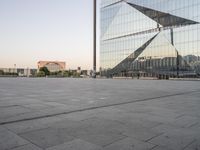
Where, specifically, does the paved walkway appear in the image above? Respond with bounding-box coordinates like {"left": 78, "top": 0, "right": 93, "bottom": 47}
{"left": 0, "top": 78, "right": 200, "bottom": 150}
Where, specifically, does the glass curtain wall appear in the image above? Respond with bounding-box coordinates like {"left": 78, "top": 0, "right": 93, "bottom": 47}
{"left": 100, "top": 0, "right": 200, "bottom": 78}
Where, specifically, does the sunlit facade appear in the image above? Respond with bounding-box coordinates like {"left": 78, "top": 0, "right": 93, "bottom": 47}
{"left": 37, "top": 61, "right": 66, "bottom": 72}
{"left": 100, "top": 0, "right": 200, "bottom": 78}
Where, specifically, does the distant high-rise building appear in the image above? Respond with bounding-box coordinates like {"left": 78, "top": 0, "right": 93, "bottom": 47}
{"left": 37, "top": 61, "right": 66, "bottom": 72}
{"left": 100, "top": 0, "right": 200, "bottom": 77}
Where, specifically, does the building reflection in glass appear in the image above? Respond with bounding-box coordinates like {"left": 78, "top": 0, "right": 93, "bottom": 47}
{"left": 100, "top": 0, "right": 200, "bottom": 78}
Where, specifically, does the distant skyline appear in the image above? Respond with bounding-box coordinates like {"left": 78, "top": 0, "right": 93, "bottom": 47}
{"left": 0, "top": 0, "right": 100, "bottom": 70}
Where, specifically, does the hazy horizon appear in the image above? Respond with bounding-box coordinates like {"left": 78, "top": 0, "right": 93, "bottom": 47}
{"left": 0, "top": 0, "right": 100, "bottom": 70}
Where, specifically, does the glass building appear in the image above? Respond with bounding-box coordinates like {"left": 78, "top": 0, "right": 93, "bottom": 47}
{"left": 100, "top": 0, "right": 200, "bottom": 78}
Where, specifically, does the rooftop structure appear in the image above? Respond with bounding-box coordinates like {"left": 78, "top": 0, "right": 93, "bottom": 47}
{"left": 37, "top": 61, "right": 66, "bottom": 72}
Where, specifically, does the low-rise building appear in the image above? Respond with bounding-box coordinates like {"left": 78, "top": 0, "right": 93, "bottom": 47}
{"left": 0, "top": 68, "right": 37, "bottom": 77}
{"left": 37, "top": 61, "right": 66, "bottom": 72}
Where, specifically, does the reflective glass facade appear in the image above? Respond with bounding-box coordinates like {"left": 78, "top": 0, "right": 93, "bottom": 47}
{"left": 100, "top": 0, "right": 200, "bottom": 78}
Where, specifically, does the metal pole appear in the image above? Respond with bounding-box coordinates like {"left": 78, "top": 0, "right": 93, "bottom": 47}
{"left": 93, "top": 0, "right": 97, "bottom": 78}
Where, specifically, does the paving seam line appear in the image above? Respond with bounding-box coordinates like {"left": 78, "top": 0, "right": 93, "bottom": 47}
{"left": 0, "top": 90, "right": 199, "bottom": 125}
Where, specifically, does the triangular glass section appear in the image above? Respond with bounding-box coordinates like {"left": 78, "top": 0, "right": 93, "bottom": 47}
{"left": 131, "top": 31, "right": 189, "bottom": 73}
{"left": 111, "top": 33, "right": 158, "bottom": 74}
{"left": 126, "top": 2, "right": 199, "bottom": 27}
{"left": 127, "top": 0, "right": 200, "bottom": 23}
{"left": 101, "top": 0, "right": 122, "bottom": 8}
{"left": 103, "top": 2, "right": 159, "bottom": 40}
{"left": 136, "top": 32, "right": 177, "bottom": 60}
{"left": 101, "top": 31, "right": 158, "bottom": 70}
{"left": 133, "top": 31, "right": 194, "bottom": 73}
{"left": 101, "top": 4, "right": 121, "bottom": 38}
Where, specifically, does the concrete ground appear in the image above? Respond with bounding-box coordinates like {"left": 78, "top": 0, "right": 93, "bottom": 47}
{"left": 0, "top": 78, "right": 200, "bottom": 150}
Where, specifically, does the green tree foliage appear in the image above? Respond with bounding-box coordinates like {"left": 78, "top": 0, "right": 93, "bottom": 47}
{"left": 37, "top": 71, "right": 45, "bottom": 77}
{"left": 3, "top": 72, "right": 18, "bottom": 76}
{"left": 0, "top": 70, "right": 4, "bottom": 75}
{"left": 39, "top": 67, "right": 50, "bottom": 76}
{"left": 49, "top": 71, "right": 63, "bottom": 77}
{"left": 63, "top": 71, "right": 73, "bottom": 77}
{"left": 72, "top": 72, "right": 80, "bottom": 78}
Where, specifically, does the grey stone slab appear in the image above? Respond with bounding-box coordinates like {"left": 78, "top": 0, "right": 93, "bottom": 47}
{"left": 0, "top": 78, "right": 200, "bottom": 150}
{"left": 95, "top": 114, "right": 163, "bottom": 142}
{"left": 0, "top": 127, "right": 29, "bottom": 150}
{"left": 149, "top": 130, "right": 196, "bottom": 150}
{"left": 49, "top": 119, "right": 87, "bottom": 133}
{"left": 51, "top": 117, "right": 125, "bottom": 135}
{"left": 95, "top": 107, "right": 162, "bottom": 130}
{"left": 0, "top": 106, "right": 74, "bottom": 125}
{"left": 151, "top": 124, "right": 181, "bottom": 134}
{"left": 46, "top": 139, "right": 102, "bottom": 150}
{"left": 0, "top": 106, "right": 32, "bottom": 119}
{"left": 183, "top": 139, "right": 200, "bottom": 150}
{"left": 119, "top": 102, "right": 183, "bottom": 118}
{"left": 112, "top": 113, "right": 161, "bottom": 129}
{"left": 22, "top": 103, "right": 52, "bottom": 110}
{"left": 110, "top": 105, "right": 179, "bottom": 126}
{"left": 76, "top": 133, "right": 126, "bottom": 147}
{"left": 45, "top": 102, "right": 68, "bottom": 107}
{"left": 119, "top": 126, "right": 162, "bottom": 142}
{"left": 11, "top": 144, "right": 43, "bottom": 150}
{"left": 4, "top": 115, "right": 66, "bottom": 134}
{"left": 152, "top": 123, "right": 200, "bottom": 139}
{"left": 104, "top": 137, "right": 156, "bottom": 150}
{"left": 172, "top": 115, "right": 199, "bottom": 128}
{"left": 0, "top": 110, "right": 50, "bottom": 124}
{"left": 50, "top": 117, "right": 127, "bottom": 147}
{"left": 151, "top": 146, "right": 171, "bottom": 150}
{"left": 19, "top": 127, "right": 74, "bottom": 149}
{"left": 145, "top": 107, "right": 183, "bottom": 119}
{"left": 59, "top": 110, "right": 100, "bottom": 121}
{"left": 135, "top": 112, "right": 177, "bottom": 126}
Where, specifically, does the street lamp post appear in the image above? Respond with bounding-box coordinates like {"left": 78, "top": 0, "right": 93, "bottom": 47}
{"left": 93, "top": 0, "right": 97, "bottom": 78}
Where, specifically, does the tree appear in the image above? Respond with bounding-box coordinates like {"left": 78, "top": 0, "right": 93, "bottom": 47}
{"left": 63, "top": 71, "right": 70, "bottom": 77}
{"left": 39, "top": 67, "right": 50, "bottom": 76}
{"left": 0, "top": 70, "right": 4, "bottom": 75}
{"left": 37, "top": 71, "right": 45, "bottom": 77}
{"left": 72, "top": 72, "right": 80, "bottom": 78}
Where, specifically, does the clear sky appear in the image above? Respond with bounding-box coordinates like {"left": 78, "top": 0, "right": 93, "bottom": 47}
{"left": 0, "top": 0, "right": 100, "bottom": 70}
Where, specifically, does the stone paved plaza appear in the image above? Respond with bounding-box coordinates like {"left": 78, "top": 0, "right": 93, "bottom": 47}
{"left": 0, "top": 78, "right": 200, "bottom": 150}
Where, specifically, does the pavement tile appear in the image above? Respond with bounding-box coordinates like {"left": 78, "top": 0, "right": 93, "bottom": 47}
{"left": 46, "top": 139, "right": 103, "bottom": 150}
{"left": 104, "top": 137, "right": 156, "bottom": 150}
{"left": 183, "top": 139, "right": 200, "bottom": 150}
{"left": 0, "top": 127, "right": 29, "bottom": 150}
{"left": 51, "top": 117, "right": 125, "bottom": 135}
{"left": 60, "top": 110, "right": 102, "bottom": 121}
{"left": 10, "top": 144, "right": 43, "bottom": 150}
{"left": 151, "top": 146, "right": 172, "bottom": 150}
{"left": 76, "top": 133, "right": 126, "bottom": 147}
{"left": 4, "top": 116, "right": 66, "bottom": 134}
{"left": 96, "top": 108, "right": 162, "bottom": 129}
{"left": 22, "top": 103, "right": 51, "bottom": 110}
{"left": 50, "top": 117, "right": 127, "bottom": 147}
{"left": 0, "top": 106, "right": 32, "bottom": 119}
{"left": 19, "top": 127, "right": 75, "bottom": 149}
{"left": 149, "top": 131, "right": 196, "bottom": 150}
{"left": 172, "top": 115, "right": 199, "bottom": 128}
{"left": 0, "top": 79, "right": 200, "bottom": 150}
{"left": 120, "top": 126, "right": 161, "bottom": 142}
